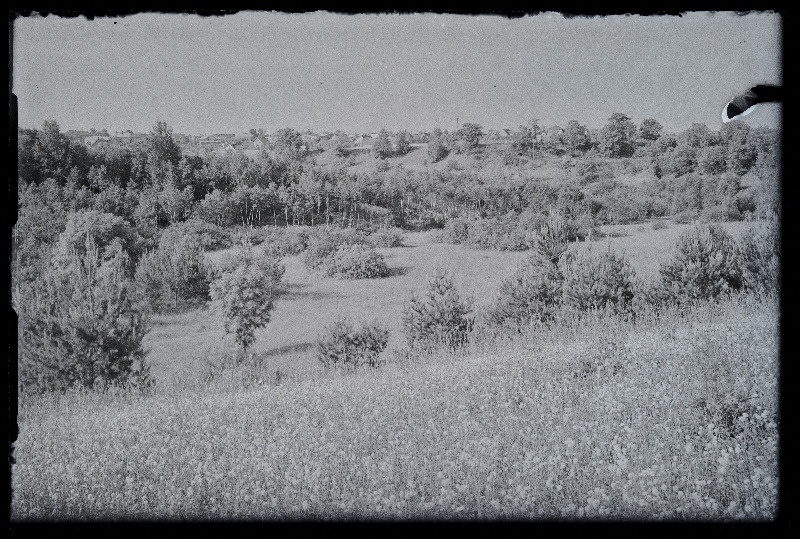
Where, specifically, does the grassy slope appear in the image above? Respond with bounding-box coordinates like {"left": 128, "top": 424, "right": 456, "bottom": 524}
{"left": 148, "top": 231, "right": 528, "bottom": 390}
{"left": 144, "top": 221, "right": 761, "bottom": 391}
{"left": 12, "top": 293, "right": 778, "bottom": 520}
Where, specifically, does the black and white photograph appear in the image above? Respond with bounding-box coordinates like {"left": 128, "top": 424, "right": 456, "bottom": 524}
{"left": 10, "top": 10, "right": 782, "bottom": 522}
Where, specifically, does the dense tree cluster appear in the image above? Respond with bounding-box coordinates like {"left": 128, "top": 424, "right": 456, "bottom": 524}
{"left": 15, "top": 116, "right": 777, "bottom": 246}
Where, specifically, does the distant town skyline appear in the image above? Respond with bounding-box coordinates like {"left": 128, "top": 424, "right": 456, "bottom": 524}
{"left": 13, "top": 11, "right": 782, "bottom": 136}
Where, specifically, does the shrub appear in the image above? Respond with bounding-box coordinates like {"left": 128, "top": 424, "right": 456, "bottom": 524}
{"left": 52, "top": 210, "right": 142, "bottom": 271}
{"left": 630, "top": 278, "right": 675, "bottom": 314}
{"left": 486, "top": 249, "right": 563, "bottom": 328}
{"left": 587, "top": 181, "right": 650, "bottom": 225}
{"left": 212, "top": 246, "right": 285, "bottom": 289}
{"left": 259, "top": 225, "right": 311, "bottom": 257}
{"left": 672, "top": 210, "right": 698, "bottom": 225}
{"left": 402, "top": 267, "right": 474, "bottom": 350}
{"left": 427, "top": 129, "right": 450, "bottom": 163}
{"left": 230, "top": 226, "right": 268, "bottom": 246}
{"left": 560, "top": 248, "right": 636, "bottom": 314}
{"left": 324, "top": 244, "right": 390, "bottom": 279}
{"left": 700, "top": 204, "right": 742, "bottom": 223}
{"left": 302, "top": 227, "right": 367, "bottom": 271}
{"left": 316, "top": 318, "right": 390, "bottom": 369}
{"left": 165, "top": 219, "right": 232, "bottom": 251}
{"left": 437, "top": 212, "right": 579, "bottom": 253}
{"left": 660, "top": 225, "right": 743, "bottom": 302}
{"left": 135, "top": 233, "right": 213, "bottom": 312}
{"left": 652, "top": 219, "right": 668, "bottom": 230}
{"left": 471, "top": 214, "right": 530, "bottom": 251}
{"left": 576, "top": 156, "right": 614, "bottom": 184}
{"left": 407, "top": 209, "right": 446, "bottom": 231}
{"left": 737, "top": 219, "right": 779, "bottom": 295}
{"left": 209, "top": 252, "right": 283, "bottom": 352}
{"left": 531, "top": 215, "right": 571, "bottom": 264}
{"left": 444, "top": 158, "right": 462, "bottom": 171}
{"left": 438, "top": 217, "right": 471, "bottom": 245}
{"left": 366, "top": 227, "right": 405, "bottom": 248}
{"left": 17, "top": 235, "right": 151, "bottom": 394}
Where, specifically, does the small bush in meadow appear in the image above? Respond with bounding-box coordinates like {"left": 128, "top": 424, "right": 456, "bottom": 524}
{"left": 437, "top": 212, "right": 581, "bottom": 253}
{"left": 403, "top": 267, "right": 474, "bottom": 350}
{"left": 651, "top": 219, "right": 668, "bottom": 230}
{"left": 316, "top": 318, "right": 390, "bottom": 369}
{"left": 212, "top": 244, "right": 285, "bottom": 284}
{"left": 576, "top": 156, "right": 614, "bottom": 184}
{"left": 530, "top": 215, "right": 571, "bottom": 263}
{"left": 560, "top": 247, "right": 636, "bottom": 314}
{"left": 630, "top": 279, "right": 675, "bottom": 314}
{"left": 486, "top": 249, "right": 564, "bottom": 328}
{"left": 135, "top": 233, "right": 213, "bottom": 312}
{"left": 209, "top": 249, "right": 284, "bottom": 352}
{"left": 161, "top": 219, "right": 232, "bottom": 251}
{"left": 407, "top": 209, "right": 446, "bottom": 231}
{"left": 700, "top": 204, "right": 742, "bottom": 223}
{"left": 438, "top": 217, "right": 471, "bottom": 245}
{"left": 484, "top": 215, "right": 573, "bottom": 328}
{"left": 660, "top": 224, "right": 743, "bottom": 303}
{"left": 18, "top": 235, "right": 152, "bottom": 394}
{"left": 324, "top": 244, "right": 390, "bottom": 279}
{"left": 672, "top": 210, "right": 698, "bottom": 225}
{"left": 302, "top": 227, "right": 367, "bottom": 271}
{"left": 230, "top": 226, "right": 268, "bottom": 246}
{"left": 470, "top": 214, "right": 530, "bottom": 251}
{"left": 268, "top": 226, "right": 311, "bottom": 256}
{"left": 366, "top": 227, "right": 405, "bottom": 248}
{"left": 737, "top": 219, "right": 779, "bottom": 295}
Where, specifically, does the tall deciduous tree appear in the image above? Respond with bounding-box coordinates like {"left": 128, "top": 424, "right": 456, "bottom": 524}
{"left": 638, "top": 118, "right": 663, "bottom": 142}
{"left": 147, "top": 121, "right": 182, "bottom": 169}
{"left": 679, "top": 123, "right": 713, "bottom": 149}
{"left": 511, "top": 125, "right": 534, "bottom": 156}
{"left": 373, "top": 129, "right": 394, "bottom": 160}
{"left": 456, "top": 123, "right": 484, "bottom": 153}
{"left": 427, "top": 128, "right": 449, "bottom": 163}
{"left": 396, "top": 130, "right": 411, "bottom": 156}
{"left": 563, "top": 120, "right": 592, "bottom": 155}
{"left": 600, "top": 113, "right": 636, "bottom": 158}
{"left": 272, "top": 128, "right": 305, "bottom": 161}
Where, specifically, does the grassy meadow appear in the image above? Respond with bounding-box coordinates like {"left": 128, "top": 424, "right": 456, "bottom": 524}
{"left": 12, "top": 221, "right": 780, "bottom": 521}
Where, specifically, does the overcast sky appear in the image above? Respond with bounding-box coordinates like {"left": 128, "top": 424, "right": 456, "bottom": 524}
{"left": 12, "top": 11, "right": 782, "bottom": 135}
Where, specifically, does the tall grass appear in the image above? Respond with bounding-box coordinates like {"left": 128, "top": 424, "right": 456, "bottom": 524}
{"left": 13, "top": 293, "right": 778, "bottom": 521}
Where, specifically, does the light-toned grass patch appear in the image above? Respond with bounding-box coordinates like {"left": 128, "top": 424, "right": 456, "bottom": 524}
{"left": 13, "top": 294, "right": 778, "bottom": 521}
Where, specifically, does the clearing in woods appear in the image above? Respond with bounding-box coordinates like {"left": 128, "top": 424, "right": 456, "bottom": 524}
{"left": 145, "top": 220, "right": 756, "bottom": 390}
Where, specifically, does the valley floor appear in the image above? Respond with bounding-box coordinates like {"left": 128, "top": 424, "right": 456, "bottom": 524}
{"left": 11, "top": 221, "right": 780, "bottom": 521}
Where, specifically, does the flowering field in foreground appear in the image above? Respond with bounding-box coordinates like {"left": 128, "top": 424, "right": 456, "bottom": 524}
{"left": 12, "top": 294, "right": 778, "bottom": 521}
